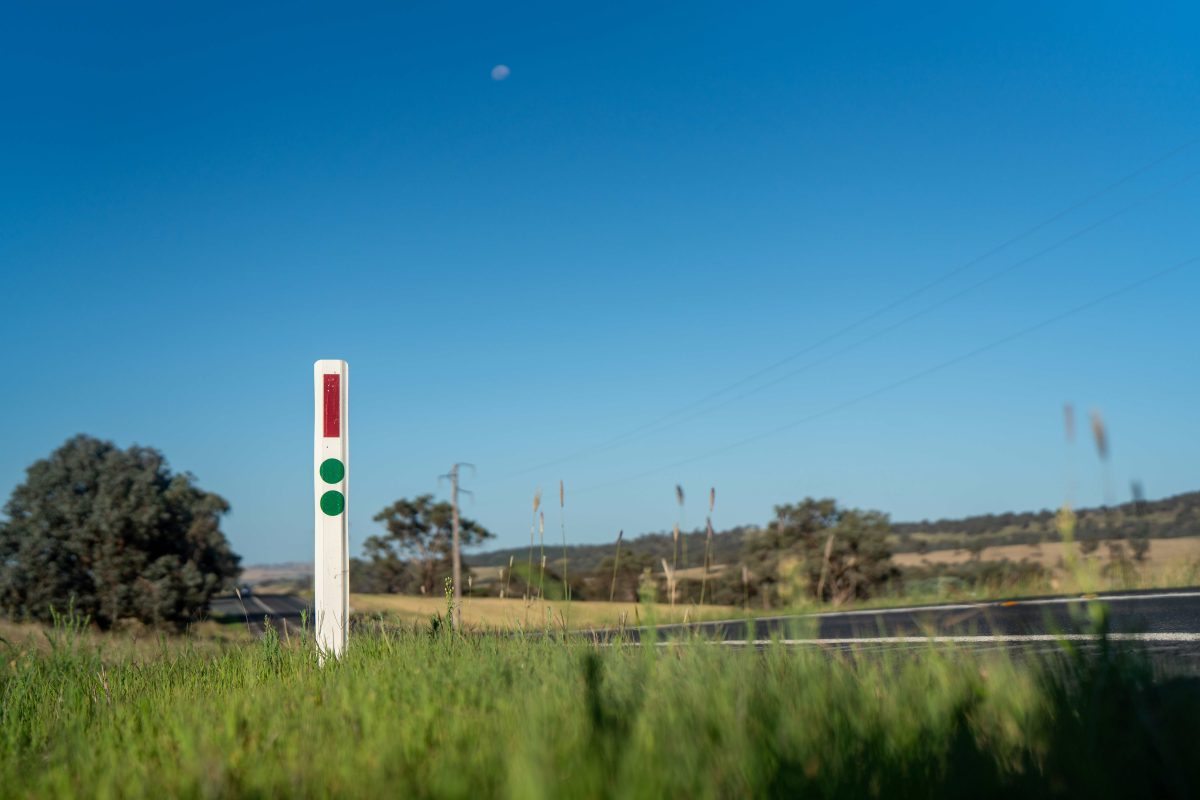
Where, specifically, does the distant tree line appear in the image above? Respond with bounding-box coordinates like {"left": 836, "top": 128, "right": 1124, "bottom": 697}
{"left": 468, "top": 491, "right": 1200, "bottom": 573}
{"left": 357, "top": 494, "right": 901, "bottom": 607}
{"left": 421, "top": 490, "right": 1200, "bottom": 607}
{"left": 890, "top": 491, "right": 1200, "bottom": 549}
{"left": 469, "top": 526, "right": 752, "bottom": 575}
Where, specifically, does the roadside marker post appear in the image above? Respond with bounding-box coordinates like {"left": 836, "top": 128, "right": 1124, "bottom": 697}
{"left": 314, "top": 360, "right": 349, "bottom": 658}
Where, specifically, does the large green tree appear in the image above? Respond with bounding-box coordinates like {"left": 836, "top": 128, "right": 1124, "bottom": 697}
{"left": 0, "top": 435, "right": 241, "bottom": 629}
{"left": 743, "top": 497, "right": 897, "bottom": 604}
{"left": 366, "top": 494, "right": 493, "bottom": 595}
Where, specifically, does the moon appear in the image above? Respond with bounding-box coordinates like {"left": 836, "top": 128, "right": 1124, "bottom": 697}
{"left": 491, "top": 64, "right": 510, "bottom": 81}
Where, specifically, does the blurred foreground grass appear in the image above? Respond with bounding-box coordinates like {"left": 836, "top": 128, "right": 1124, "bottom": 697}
{"left": 3, "top": 615, "right": 1199, "bottom": 798}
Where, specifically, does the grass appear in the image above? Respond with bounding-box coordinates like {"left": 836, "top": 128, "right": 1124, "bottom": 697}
{"left": 2, "top": 613, "right": 1199, "bottom": 798}
{"left": 0, "top": 615, "right": 252, "bottom": 654}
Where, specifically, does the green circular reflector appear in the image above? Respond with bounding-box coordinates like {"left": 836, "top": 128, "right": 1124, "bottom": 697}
{"left": 320, "top": 490, "right": 345, "bottom": 516}
{"left": 319, "top": 458, "right": 345, "bottom": 484}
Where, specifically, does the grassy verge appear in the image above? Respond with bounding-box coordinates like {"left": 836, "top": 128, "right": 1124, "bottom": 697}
{"left": 0, "top": 614, "right": 253, "bottom": 654}
{"left": 3, "top": 615, "right": 1199, "bottom": 797}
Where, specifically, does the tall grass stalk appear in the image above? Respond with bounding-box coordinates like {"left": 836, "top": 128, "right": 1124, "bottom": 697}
{"left": 699, "top": 518, "right": 713, "bottom": 605}
{"left": 526, "top": 489, "right": 541, "bottom": 603}
{"left": 661, "top": 558, "right": 675, "bottom": 608}
{"left": 1091, "top": 409, "right": 1115, "bottom": 504}
{"left": 672, "top": 522, "right": 680, "bottom": 580}
{"left": 538, "top": 511, "right": 546, "bottom": 601}
{"left": 559, "top": 480, "right": 571, "bottom": 616}
{"left": 1063, "top": 402, "right": 1077, "bottom": 507}
{"left": 609, "top": 529, "right": 623, "bottom": 603}
{"left": 741, "top": 564, "right": 749, "bottom": 611}
{"left": 815, "top": 532, "right": 835, "bottom": 601}
{"left": 675, "top": 484, "right": 687, "bottom": 570}
{"left": 699, "top": 488, "right": 715, "bottom": 605}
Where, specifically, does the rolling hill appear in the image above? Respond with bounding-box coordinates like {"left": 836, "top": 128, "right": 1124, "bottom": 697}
{"left": 466, "top": 491, "right": 1200, "bottom": 574}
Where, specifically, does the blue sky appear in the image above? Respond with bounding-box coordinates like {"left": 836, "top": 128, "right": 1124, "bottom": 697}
{"left": 2, "top": 2, "right": 1198, "bottom": 564}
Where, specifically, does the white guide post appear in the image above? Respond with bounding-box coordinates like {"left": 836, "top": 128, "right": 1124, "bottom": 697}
{"left": 314, "top": 359, "right": 349, "bottom": 658}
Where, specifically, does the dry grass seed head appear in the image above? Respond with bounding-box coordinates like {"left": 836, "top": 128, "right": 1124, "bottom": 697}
{"left": 1090, "top": 410, "right": 1109, "bottom": 460}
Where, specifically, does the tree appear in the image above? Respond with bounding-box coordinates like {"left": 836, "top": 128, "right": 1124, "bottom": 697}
{"left": 742, "top": 498, "right": 840, "bottom": 602}
{"left": 743, "top": 498, "right": 897, "bottom": 605}
{"left": 0, "top": 435, "right": 241, "bottom": 629}
{"left": 966, "top": 537, "right": 987, "bottom": 561}
{"left": 366, "top": 494, "right": 493, "bottom": 595}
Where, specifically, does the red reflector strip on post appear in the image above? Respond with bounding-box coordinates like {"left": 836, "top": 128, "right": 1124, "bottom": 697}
{"left": 323, "top": 374, "right": 340, "bottom": 437}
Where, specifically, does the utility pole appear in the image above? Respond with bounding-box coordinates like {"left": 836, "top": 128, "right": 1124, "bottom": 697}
{"left": 440, "top": 463, "right": 474, "bottom": 630}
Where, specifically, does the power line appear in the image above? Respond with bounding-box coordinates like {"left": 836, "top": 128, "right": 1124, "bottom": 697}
{"left": 503, "top": 146, "right": 1200, "bottom": 478}
{"left": 575, "top": 253, "right": 1198, "bottom": 493}
{"left": 504, "top": 136, "right": 1200, "bottom": 479}
{"left": 576, "top": 165, "right": 1200, "bottom": 444}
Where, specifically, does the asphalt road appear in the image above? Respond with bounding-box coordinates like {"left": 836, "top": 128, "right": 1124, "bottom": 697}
{"left": 209, "top": 593, "right": 308, "bottom": 636}
{"left": 612, "top": 588, "right": 1200, "bottom": 665}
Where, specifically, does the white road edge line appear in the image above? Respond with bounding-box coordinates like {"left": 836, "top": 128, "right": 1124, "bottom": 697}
{"left": 644, "top": 632, "right": 1200, "bottom": 646}
{"left": 250, "top": 596, "right": 275, "bottom": 617}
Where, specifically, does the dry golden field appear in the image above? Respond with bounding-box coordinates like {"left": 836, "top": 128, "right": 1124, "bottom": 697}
{"left": 349, "top": 594, "right": 735, "bottom": 630}
{"left": 892, "top": 534, "right": 1200, "bottom": 570}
